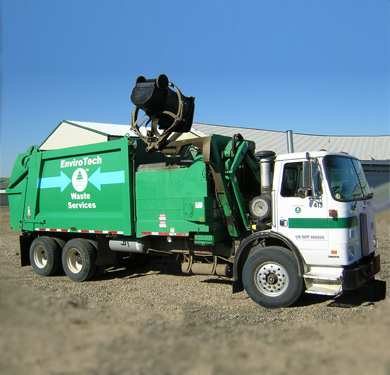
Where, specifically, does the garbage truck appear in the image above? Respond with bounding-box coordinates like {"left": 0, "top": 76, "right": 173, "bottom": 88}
{"left": 6, "top": 74, "right": 380, "bottom": 308}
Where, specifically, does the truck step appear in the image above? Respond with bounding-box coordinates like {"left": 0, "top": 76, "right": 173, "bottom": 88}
{"left": 305, "top": 284, "right": 341, "bottom": 296}
{"left": 304, "top": 267, "right": 343, "bottom": 281}
{"left": 303, "top": 267, "right": 343, "bottom": 296}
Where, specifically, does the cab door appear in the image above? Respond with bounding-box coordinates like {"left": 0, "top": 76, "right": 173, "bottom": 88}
{"left": 274, "top": 160, "right": 329, "bottom": 265}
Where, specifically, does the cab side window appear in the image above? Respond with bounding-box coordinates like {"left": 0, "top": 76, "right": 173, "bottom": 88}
{"left": 281, "top": 162, "right": 302, "bottom": 197}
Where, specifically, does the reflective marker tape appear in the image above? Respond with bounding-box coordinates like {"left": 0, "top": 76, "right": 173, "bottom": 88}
{"left": 35, "top": 228, "right": 123, "bottom": 234}
{"left": 141, "top": 232, "right": 188, "bottom": 236}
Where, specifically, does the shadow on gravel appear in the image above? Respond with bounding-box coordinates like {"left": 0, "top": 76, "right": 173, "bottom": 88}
{"left": 200, "top": 278, "right": 232, "bottom": 285}
{"left": 293, "top": 293, "right": 333, "bottom": 307}
{"left": 327, "top": 279, "right": 387, "bottom": 308}
{"left": 96, "top": 256, "right": 188, "bottom": 281}
{"left": 294, "top": 280, "right": 387, "bottom": 308}
{"left": 91, "top": 267, "right": 132, "bottom": 281}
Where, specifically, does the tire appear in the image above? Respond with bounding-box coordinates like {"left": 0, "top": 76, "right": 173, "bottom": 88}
{"left": 243, "top": 246, "right": 304, "bottom": 309}
{"left": 62, "top": 239, "right": 97, "bottom": 282}
{"left": 29, "top": 237, "right": 61, "bottom": 276}
{"left": 52, "top": 237, "right": 66, "bottom": 250}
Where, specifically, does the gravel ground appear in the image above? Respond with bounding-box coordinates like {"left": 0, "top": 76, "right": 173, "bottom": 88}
{"left": 0, "top": 206, "right": 389, "bottom": 375}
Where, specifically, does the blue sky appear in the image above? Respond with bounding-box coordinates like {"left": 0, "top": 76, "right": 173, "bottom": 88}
{"left": 1, "top": 0, "right": 389, "bottom": 176}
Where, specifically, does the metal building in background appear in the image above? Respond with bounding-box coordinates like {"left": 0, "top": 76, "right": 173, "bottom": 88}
{"left": 39, "top": 120, "right": 390, "bottom": 211}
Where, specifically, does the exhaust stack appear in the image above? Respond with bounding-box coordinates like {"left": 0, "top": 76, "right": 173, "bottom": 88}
{"left": 286, "top": 130, "right": 294, "bottom": 153}
{"left": 256, "top": 150, "right": 276, "bottom": 195}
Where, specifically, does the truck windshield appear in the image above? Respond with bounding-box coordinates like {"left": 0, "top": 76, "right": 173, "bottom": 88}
{"left": 324, "top": 155, "right": 371, "bottom": 202}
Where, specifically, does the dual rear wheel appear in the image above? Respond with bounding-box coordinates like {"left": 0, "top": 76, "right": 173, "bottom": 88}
{"left": 29, "top": 237, "right": 97, "bottom": 282}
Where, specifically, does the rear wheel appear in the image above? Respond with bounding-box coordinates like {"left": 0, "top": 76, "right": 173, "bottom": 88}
{"left": 29, "top": 237, "right": 61, "bottom": 276}
{"left": 243, "top": 246, "right": 303, "bottom": 309}
{"left": 62, "top": 239, "right": 97, "bottom": 282}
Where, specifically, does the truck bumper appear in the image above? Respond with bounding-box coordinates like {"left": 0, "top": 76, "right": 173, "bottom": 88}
{"left": 343, "top": 254, "right": 380, "bottom": 290}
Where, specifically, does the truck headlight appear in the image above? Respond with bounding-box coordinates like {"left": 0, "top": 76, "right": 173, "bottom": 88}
{"left": 373, "top": 235, "right": 377, "bottom": 248}
{"left": 348, "top": 246, "right": 355, "bottom": 261}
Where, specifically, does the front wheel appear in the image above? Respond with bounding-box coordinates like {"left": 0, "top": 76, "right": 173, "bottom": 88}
{"left": 62, "top": 239, "right": 97, "bottom": 282}
{"left": 243, "top": 246, "right": 304, "bottom": 309}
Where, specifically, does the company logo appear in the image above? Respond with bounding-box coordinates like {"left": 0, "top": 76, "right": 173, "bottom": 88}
{"left": 295, "top": 207, "right": 302, "bottom": 214}
{"left": 72, "top": 168, "right": 88, "bottom": 192}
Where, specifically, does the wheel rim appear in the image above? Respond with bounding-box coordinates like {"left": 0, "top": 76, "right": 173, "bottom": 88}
{"left": 254, "top": 261, "right": 289, "bottom": 297}
{"left": 33, "top": 245, "right": 48, "bottom": 268}
{"left": 66, "top": 248, "right": 83, "bottom": 274}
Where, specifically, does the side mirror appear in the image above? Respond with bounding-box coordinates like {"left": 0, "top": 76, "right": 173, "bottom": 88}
{"left": 297, "top": 187, "right": 312, "bottom": 199}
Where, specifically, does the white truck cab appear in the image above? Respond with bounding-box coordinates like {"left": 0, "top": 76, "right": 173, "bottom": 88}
{"left": 273, "top": 151, "right": 379, "bottom": 295}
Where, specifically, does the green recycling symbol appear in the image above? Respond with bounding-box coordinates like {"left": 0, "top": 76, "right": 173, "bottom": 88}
{"left": 72, "top": 168, "right": 88, "bottom": 192}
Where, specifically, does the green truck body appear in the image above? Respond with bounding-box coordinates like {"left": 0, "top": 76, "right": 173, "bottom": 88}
{"left": 8, "top": 134, "right": 258, "bottom": 243}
